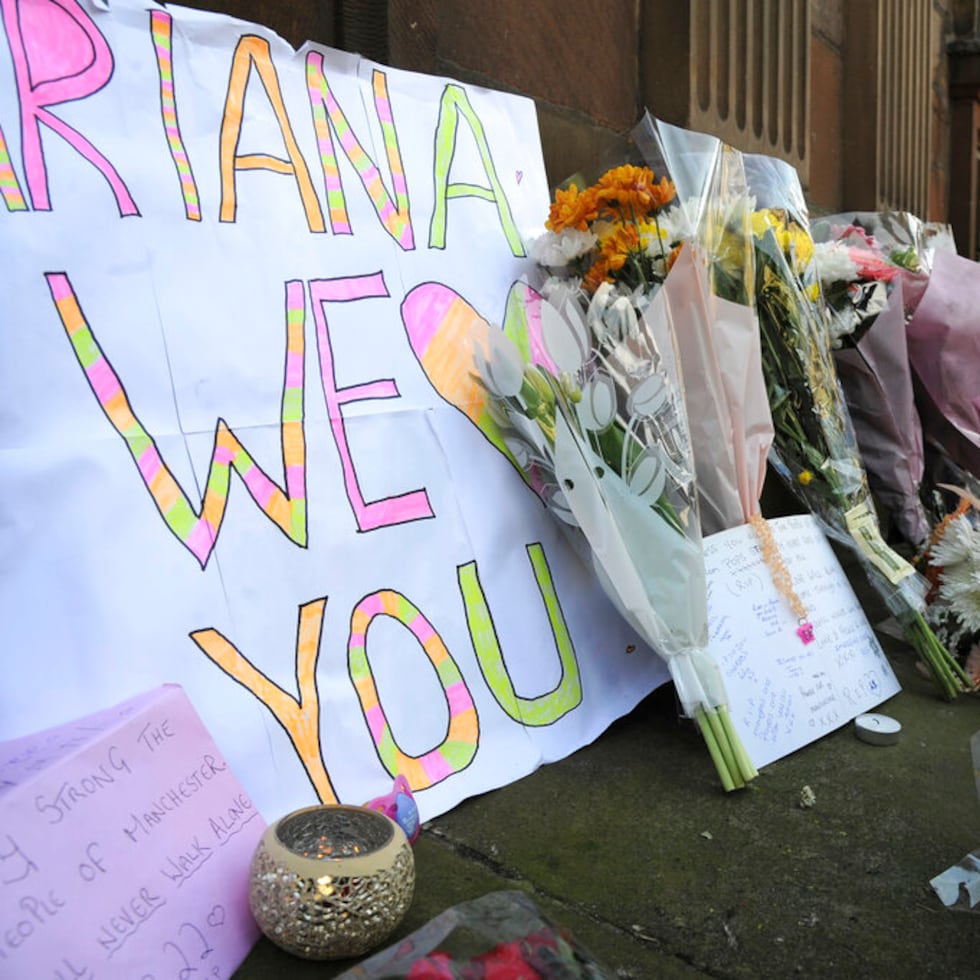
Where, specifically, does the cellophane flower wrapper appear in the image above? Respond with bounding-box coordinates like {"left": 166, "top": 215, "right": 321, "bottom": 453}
{"left": 807, "top": 219, "right": 931, "bottom": 546}
{"left": 631, "top": 114, "right": 811, "bottom": 643}
{"left": 743, "top": 153, "right": 973, "bottom": 699}
{"left": 631, "top": 114, "right": 773, "bottom": 538}
{"left": 813, "top": 211, "right": 980, "bottom": 536}
{"left": 502, "top": 165, "right": 757, "bottom": 790}
{"left": 336, "top": 890, "right": 612, "bottom": 979}
{"left": 905, "top": 248, "right": 980, "bottom": 484}
{"left": 828, "top": 277, "right": 931, "bottom": 547}
{"left": 809, "top": 220, "right": 900, "bottom": 347}
{"left": 480, "top": 275, "right": 754, "bottom": 789}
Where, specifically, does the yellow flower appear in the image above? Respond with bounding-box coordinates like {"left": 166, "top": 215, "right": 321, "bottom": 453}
{"left": 798, "top": 470, "right": 814, "bottom": 486}
{"left": 788, "top": 226, "right": 814, "bottom": 267}
{"left": 751, "top": 209, "right": 778, "bottom": 238}
{"left": 753, "top": 208, "right": 818, "bottom": 283}
{"left": 637, "top": 219, "right": 670, "bottom": 254}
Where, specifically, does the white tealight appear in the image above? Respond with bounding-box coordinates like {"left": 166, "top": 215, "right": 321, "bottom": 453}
{"left": 854, "top": 713, "right": 902, "bottom": 746}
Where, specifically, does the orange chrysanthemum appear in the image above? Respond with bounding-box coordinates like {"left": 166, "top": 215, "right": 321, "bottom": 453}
{"left": 546, "top": 183, "right": 600, "bottom": 233}
{"left": 595, "top": 165, "right": 676, "bottom": 219}
{"left": 599, "top": 223, "right": 640, "bottom": 271}
{"left": 582, "top": 258, "right": 614, "bottom": 293}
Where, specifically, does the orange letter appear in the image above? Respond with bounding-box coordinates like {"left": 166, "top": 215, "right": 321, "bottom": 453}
{"left": 219, "top": 34, "right": 324, "bottom": 231}
{"left": 190, "top": 597, "right": 338, "bottom": 804}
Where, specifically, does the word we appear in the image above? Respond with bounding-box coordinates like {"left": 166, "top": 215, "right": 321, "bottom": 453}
{"left": 48, "top": 270, "right": 434, "bottom": 567}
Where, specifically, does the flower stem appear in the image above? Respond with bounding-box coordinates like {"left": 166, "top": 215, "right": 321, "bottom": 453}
{"left": 704, "top": 707, "right": 740, "bottom": 782}
{"left": 695, "top": 705, "right": 758, "bottom": 792}
{"left": 696, "top": 708, "right": 737, "bottom": 792}
{"left": 904, "top": 611, "right": 974, "bottom": 700}
{"left": 718, "top": 704, "right": 758, "bottom": 782}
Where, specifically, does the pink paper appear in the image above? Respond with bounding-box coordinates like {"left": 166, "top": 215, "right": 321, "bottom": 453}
{"left": 907, "top": 250, "right": 980, "bottom": 474}
{"left": 0, "top": 685, "right": 265, "bottom": 977}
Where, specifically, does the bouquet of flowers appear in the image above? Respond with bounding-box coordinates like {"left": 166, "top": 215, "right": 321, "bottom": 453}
{"left": 505, "top": 163, "right": 757, "bottom": 790}
{"left": 743, "top": 153, "right": 974, "bottom": 699}
{"left": 810, "top": 218, "right": 932, "bottom": 547}
{"left": 338, "top": 890, "right": 611, "bottom": 978}
{"left": 630, "top": 113, "right": 812, "bottom": 638}
{"left": 811, "top": 222, "right": 904, "bottom": 347}
{"left": 814, "top": 210, "right": 955, "bottom": 326}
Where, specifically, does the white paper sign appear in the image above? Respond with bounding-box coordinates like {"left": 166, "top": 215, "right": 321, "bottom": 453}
{"left": 705, "top": 514, "right": 901, "bottom": 769}
{"left": 0, "top": 0, "right": 669, "bottom": 826}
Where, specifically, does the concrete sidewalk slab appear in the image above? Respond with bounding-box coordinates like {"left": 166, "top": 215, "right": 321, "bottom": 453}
{"left": 235, "top": 637, "right": 979, "bottom": 979}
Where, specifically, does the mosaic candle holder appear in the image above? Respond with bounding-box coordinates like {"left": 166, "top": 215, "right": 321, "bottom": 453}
{"left": 248, "top": 804, "right": 415, "bottom": 960}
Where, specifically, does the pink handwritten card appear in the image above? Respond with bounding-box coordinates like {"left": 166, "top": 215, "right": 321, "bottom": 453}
{"left": 0, "top": 684, "right": 265, "bottom": 978}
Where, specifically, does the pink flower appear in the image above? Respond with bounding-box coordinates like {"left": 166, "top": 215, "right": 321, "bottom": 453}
{"left": 835, "top": 223, "right": 879, "bottom": 250}
{"left": 849, "top": 247, "right": 900, "bottom": 282}
{"left": 407, "top": 951, "right": 457, "bottom": 979}
{"left": 472, "top": 939, "right": 538, "bottom": 978}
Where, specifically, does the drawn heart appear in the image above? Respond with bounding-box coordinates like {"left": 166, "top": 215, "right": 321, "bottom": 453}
{"left": 400, "top": 280, "right": 548, "bottom": 473}
{"left": 207, "top": 905, "right": 226, "bottom": 928}
{"left": 515, "top": 170, "right": 524, "bottom": 184}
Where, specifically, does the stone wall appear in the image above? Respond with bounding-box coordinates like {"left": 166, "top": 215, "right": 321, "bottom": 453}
{"left": 171, "top": 0, "right": 952, "bottom": 219}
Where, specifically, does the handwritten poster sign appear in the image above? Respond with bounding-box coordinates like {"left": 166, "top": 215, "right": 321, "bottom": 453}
{"left": 0, "top": 0, "right": 670, "bottom": 825}
{"left": 705, "top": 514, "right": 901, "bottom": 769}
{"left": 0, "top": 684, "right": 264, "bottom": 979}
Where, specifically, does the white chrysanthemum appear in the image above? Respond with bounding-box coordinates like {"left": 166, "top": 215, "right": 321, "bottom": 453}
{"left": 540, "top": 275, "right": 583, "bottom": 307}
{"left": 640, "top": 229, "right": 669, "bottom": 261}
{"left": 655, "top": 201, "right": 694, "bottom": 245}
{"left": 931, "top": 515, "right": 980, "bottom": 632}
{"left": 813, "top": 240, "right": 859, "bottom": 285}
{"left": 931, "top": 515, "right": 978, "bottom": 568}
{"left": 641, "top": 250, "right": 670, "bottom": 283}
{"left": 939, "top": 563, "right": 980, "bottom": 633}
{"left": 527, "top": 227, "right": 597, "bottom": 268}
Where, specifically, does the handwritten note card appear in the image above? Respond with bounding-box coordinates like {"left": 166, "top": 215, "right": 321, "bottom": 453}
{"left": 705, "top": 514, "right": 901, "bottom": 770}
{"left": 0, "top": 684, "right": 265, "bottom": 979}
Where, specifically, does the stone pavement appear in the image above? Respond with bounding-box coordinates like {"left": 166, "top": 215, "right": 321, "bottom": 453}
{"left": 234, "top": 561, "right": 980, "bottom": 980}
